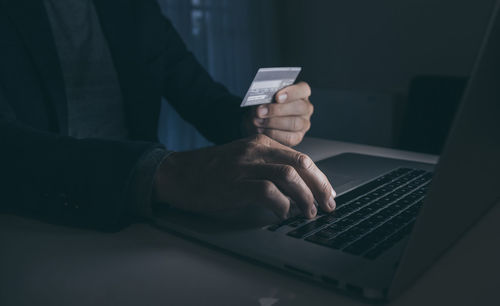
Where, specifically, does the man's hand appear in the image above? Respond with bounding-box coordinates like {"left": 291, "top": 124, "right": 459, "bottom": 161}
{"left": 244, "top": 82, "right": 313, "bottom": 147}
{"left": 153, "top": 134, "right": 336, "bottom": 219}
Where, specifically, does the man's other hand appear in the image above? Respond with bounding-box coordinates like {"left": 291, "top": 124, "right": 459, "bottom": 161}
{"left": 153, "top": 134, "right": 336, "bottom": 220}
{"left": 244, "top": 82, "right": 313, "bottom": 147}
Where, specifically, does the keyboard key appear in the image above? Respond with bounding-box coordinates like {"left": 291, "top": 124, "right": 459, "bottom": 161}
{"left": 327, "top": 222, "right": 350, "bottom": 232}
{"left": 344, "top": 238, "right": 377, "bottom": 255}
{"left": 334, "top": 204, "right": 356, "bottom": 216}
{"left": 316, "top": 214, "right": 336, "bottom": 224}
{"left": 327, "top": 231, "right": 362, "bottom": 249}
{"left": 334, "top": 168, "right": 410, "bottom": 206}
{"left": 349, "top": 210, "right": 368, "bottom": 221}
{"left": 266, "top": 215, "right": 303, "bottom": 231}
{"left": 304, "top": 234, "right": 331, "bottom": 246}
{"left": 266, "top": 168, "right": 433, "bottom": 259}
{"left": 287, "top": 220, "right": 325, "bottom": 238}
{"left": 345, "top": 226, "right": 393, "bottom": 255}
{"left": 315, "top": 228, "right": 339, "bottom": 239}
{"left": 288, "top": 219, "right": 306, "bottom": 227}
{"left": 364, "top": 221, "right": 416, "bottom": 259}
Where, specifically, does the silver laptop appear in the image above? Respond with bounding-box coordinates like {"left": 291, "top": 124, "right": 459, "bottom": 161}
{"left": 155, "top": 1, "right": 500, "bottom": 301}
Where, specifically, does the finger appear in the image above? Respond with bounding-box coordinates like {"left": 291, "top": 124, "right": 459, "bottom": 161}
{"left": 243, "top": 179, "right": 291, "bottom": 219}
{"left": 256, "top": 99, "right": 313, "bottom": 118}
{"left": 246, "top": 164, "right": 316, "bottom": 218}
{"left": 254, "top": 116, "right": 310, "bottom": 132}
{"left": 275, "top": 82, "right": 312, "bottom": 103}
{"left": 259, "top": 145, "right": 336, "bottom": 213}
{"left": 262, "top": 129, "right": 304, "bottom": 147}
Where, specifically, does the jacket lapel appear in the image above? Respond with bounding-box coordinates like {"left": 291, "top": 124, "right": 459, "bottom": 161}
{"left": 93, "top": 0, "right": 144, "bottom": 138}
{"left": 3, "top": 0, "right": 68, "bottom": 134}
{"left": 94, "top": 0, "right": 163, "bottom": 141}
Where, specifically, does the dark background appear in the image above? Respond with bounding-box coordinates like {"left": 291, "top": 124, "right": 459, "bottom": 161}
{"left": 157, "top": 0, "right": 495, "bottom": 151}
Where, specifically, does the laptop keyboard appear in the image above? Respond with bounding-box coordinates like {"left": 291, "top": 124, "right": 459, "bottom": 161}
{"left": 267, "top": 168, "right": 433, "bottom": 260}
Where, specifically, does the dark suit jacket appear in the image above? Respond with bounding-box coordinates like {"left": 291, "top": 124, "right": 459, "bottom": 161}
{"left": 0, "top": 0, "right": 245, "bottom": 229}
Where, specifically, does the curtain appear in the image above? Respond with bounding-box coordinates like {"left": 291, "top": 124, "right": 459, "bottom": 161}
{"left": 156, "top": 0, "right": 280, "bottom": 151}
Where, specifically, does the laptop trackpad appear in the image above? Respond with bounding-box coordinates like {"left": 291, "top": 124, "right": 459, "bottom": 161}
{"left": 328, "top": 173, "right": 358, "bottom": 191}
{"left": 316, "top": 152, "right": 434, "bottom": 194}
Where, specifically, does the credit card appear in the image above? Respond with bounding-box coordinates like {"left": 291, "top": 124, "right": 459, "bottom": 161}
{"left": 240, "top": 67, "right": 302, "bottom": 107}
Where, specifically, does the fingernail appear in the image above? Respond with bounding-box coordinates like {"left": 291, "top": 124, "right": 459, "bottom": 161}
{"left": 278, "top": 93, "right": 288, "bottom": 103}
{"left": 255, "top": 118, "right": 265, "bottom": 126}
{"left": 283, "top": 207, "right": 291, "bottom": 220}
{"left": 328, "top": 195, "right": 336, "bottom": 210}
{"left": 310, "top": 205, "right": 317, "bottom": 217}
{"left": 258, "top": 106, "right": 268, "bottom": 116}
{"left": 332, "top": 189, "right": 337, "bottom": 198}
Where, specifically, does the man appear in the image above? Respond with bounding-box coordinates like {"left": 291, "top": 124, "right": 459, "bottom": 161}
{"left": 0, "top": 0, "right": 336, "bottom": 230}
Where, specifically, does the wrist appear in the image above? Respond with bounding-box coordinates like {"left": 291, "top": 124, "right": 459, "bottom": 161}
{"left": 128, "top": 147, "right": 169, "bottom": 219}
{"left": 152, "top": 151, "right": 180, "bottom": 205}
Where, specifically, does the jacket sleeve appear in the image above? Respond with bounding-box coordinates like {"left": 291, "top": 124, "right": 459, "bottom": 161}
{"left": 159, "top": 12, "right": 247, "bottom": 145}
{"left": 0, "top": 91, "right": 163, "bottom": 231}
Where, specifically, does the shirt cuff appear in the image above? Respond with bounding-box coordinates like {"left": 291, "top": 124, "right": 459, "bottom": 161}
{"left": 127, "top": 147, "right": 172, "bottom": 219}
